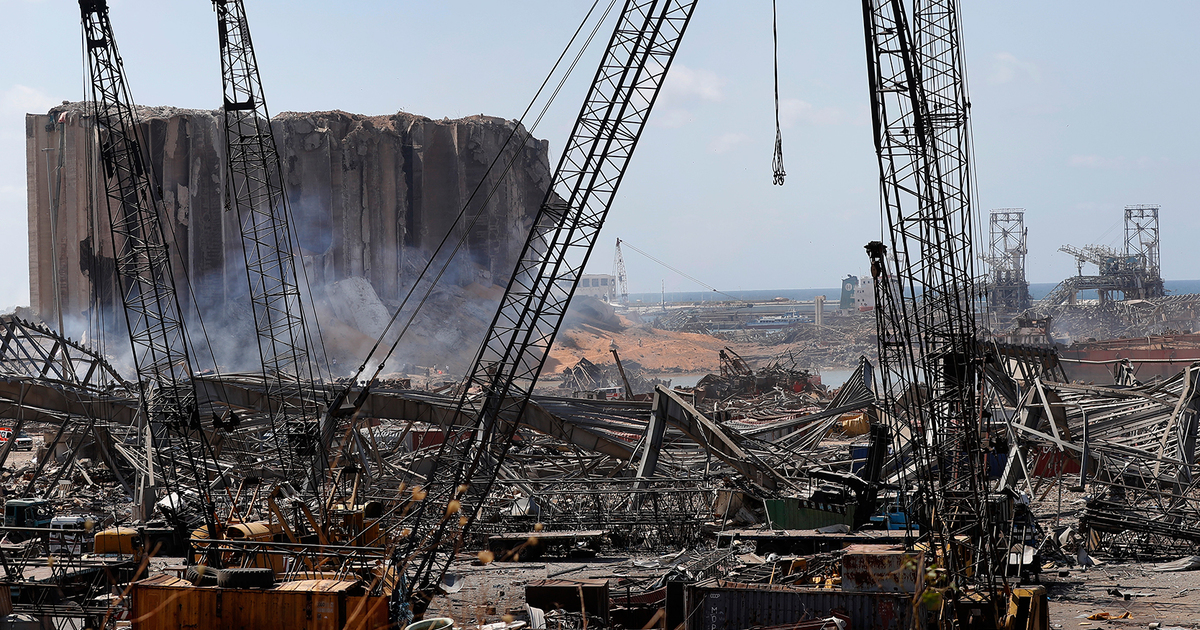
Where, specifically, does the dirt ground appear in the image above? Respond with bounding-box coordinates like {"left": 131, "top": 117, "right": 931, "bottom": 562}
{"left": 545, "top": 315, "right": 859, "bottom": 378}
{"left": 1044, "top": 563, "right": 1200, "bottom": 629}
{"left": 423, "top": 556, "right": 1200, "bottom": 629}
{"left": 546, "top": 320, "right": 730, "bottom": 375}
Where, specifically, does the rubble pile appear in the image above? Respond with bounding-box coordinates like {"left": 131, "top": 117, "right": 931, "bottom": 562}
{"left": 10, "top": 295, "right": 1200, "bottom": 630}
{"left": 1023, "top": 293, "right": 1200, "bottom": 343}
{"left": 552, "top": 357, "right": 671, "bottom": 397}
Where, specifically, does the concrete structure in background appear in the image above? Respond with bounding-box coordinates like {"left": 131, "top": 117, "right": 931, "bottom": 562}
{"left": 575, "top": 274, "right": 617, "bottom": 303}
{"left": 26, "top": 104, "right": 551, "bottom": 340}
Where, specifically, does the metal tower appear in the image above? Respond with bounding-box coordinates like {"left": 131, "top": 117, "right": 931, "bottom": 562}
{"left": 986, "top": 209, "right": 1030, "bottom": 311}
{"left": 863, "top": 0, "right": 997, "bottom": 595}
{"left": 1125, "top": 204, "right": 1161, "bottom": 277}
{"left": 613, "top": 238, "right": 630, "bottom": 305}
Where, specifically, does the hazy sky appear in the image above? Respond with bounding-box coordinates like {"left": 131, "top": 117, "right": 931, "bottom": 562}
{"left": 2, "top": 1, "right": 1197, "bottom": 308}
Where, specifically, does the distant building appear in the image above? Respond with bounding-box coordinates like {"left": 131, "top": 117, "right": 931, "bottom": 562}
{"left": 855, "top": 277, "right": 876, "bottom": 311}
{"left": 840, "top": 275, "right": 858, "bottom": 310}
{"left": 854, "top": 276, "right": 900, "bottom": 312}
{"left": 575, "top": 274, "right": 617, "bottom": 302}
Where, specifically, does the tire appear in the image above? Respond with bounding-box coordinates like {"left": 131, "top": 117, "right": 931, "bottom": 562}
{"left": 185, "top": 565, "right": 221, "bottom": 586}
{"left": 217, "top": 567, "right": 275, "bottom": 589}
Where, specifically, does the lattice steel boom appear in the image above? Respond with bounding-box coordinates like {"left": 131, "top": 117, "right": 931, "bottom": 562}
{"left": 79, "top": 0, "right": 218, "bottom": 531}
{"left": 862, "top": 0, "right": 997, "bottom": 590}
{"left": 213, "top": 0, "right": 323, "bottom": 478}
{"left": 400, "top": 0, "right": 697, "bottom": 605}
{"left": 613, "top": 238, "right": 630, "bottom": 305}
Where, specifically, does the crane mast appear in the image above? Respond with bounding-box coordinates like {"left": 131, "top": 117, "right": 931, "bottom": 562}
{"left": 213, "top": 0, "right": 323, "bottom": 479}
{"left": 862, "top": 0, "right": 996, "bottom": 591}
{"left": 613, "top": 237, "right": 630, "bottom": 304}
{"left": 79, "top": 0, "right": 218, "bottom": 536}
{"left": 401, "top": 0, "right": 698, "bottom": 605}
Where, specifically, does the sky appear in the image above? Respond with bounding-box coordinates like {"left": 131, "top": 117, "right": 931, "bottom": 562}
{"left": 1, "top": 1, "right": 1197, "bottom": 307}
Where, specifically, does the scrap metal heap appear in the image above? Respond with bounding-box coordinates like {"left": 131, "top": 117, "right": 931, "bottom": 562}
{"left": 21, "top": 0, "right": 1200, "bottom": 628}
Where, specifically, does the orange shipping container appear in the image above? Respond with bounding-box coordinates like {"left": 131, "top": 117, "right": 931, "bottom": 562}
{"left": 130, "top": 575, "right": 390, "bottom": 630}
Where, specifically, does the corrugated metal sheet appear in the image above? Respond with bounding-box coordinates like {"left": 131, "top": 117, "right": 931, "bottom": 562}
{"left": 764, "top": 498, "right": 855, "bottom": 529}
{"left": 685, "top": 579, "right": 914, "bottom": 630}
{"left": 130, "top": 575, "right": 389, "bottom": 630}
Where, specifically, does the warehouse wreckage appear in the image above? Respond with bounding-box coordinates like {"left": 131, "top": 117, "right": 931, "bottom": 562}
{"left": 3, "top": 307, "right": 1198, "bottom": 626}
{"left": 10, "top": 0, "right": 1200, "bottom": 628}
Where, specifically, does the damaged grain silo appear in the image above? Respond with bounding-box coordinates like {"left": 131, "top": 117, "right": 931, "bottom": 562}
{"left": 26, "top": 104, "right": 551, "bottom": 372}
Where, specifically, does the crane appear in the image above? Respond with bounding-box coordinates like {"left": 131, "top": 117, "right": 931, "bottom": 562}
{"left": 213, "top": 0, "right": 326, "bottom": 485}
{"left": 1059, "top": 243, "right": 1122, "bottom": 275}
{"left": 79, "top": 0, "right": 220, "bottom": 549}
{"left": 398, "top": 0, "right": 698, "bottom": 611}
{"left": 862, "top": 0, "right": 998, "bottom": 599}
{"left": 613, "top": 237, "right": 630, "bottom": 305}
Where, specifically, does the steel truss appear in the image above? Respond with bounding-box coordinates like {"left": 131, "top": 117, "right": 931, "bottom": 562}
{"left": 862, "top": 0, "right": 996, "bottom": 588}
{"left": 213, "top": 0, "right": 323, "bottom": 479}
{"left": 398, "top": 0, "right": 698, "bottom": 597}
{"left": 1005, "top": 366, "right": 1200, "bottom": 559}
{"left": 985, "top": 210, "right": 1030, "bottom": 311}
{"left": 0, "top": 316, "right": 131, "bottom": 396}
{"left": 1123, "top": 204, "right": 1164, "bottom": 298}
{"left": 79, "top": 0, "right": 218, "bottom": 506}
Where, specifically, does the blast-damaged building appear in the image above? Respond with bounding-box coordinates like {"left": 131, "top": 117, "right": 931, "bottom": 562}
{"left": 26, "top": 104, "right": 551, "bottom": 367}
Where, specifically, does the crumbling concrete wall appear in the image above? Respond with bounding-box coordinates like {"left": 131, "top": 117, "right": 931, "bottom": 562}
{"left": 26, "top": 104, "right": 551, "bottom": 368}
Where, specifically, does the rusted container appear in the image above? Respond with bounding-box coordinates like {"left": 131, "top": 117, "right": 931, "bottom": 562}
{"left": 525, "top": 578, "right": 609, "bottom": 624}
{"left": 130, "top": 575, "right": 389, "bottom": 630}
{"left": 840, "top": 544, "right": 919, "bottom": 593}
{"left": 685, "top": 579, "right": 914, "bottom": 630}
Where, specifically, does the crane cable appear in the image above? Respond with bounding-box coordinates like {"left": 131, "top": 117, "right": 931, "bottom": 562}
{"left": 618, "top": 239, "right": 742, "bottom": 302}
{"left": 341, "top": 0, "right": 616, "bottom": 390}
{"left": 771, "top": 0, "right": 786, "bottom": 186}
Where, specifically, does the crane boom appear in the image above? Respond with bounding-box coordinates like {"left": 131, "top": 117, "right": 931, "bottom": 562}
{"left": 79, "top": 0, "right": 220, "bottom": 543}
{"left": 862, "top": 0, "right": 996, "bottom": 591}
{"left": 400, "top": 0, "right": 698, "bottom": 606}
{"left": 213, "top": 0, "right": 323, "bottom": 480}
{"left": 613, "top": 237, "right": 629, "bottom": 304}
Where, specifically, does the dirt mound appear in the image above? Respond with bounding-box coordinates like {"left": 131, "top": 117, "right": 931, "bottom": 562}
{"left": 547, "top": 313, "right": 727, "bottom": 375}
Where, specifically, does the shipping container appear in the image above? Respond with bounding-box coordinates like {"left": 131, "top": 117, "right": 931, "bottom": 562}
{"left": 130, "top": 575, "right": 389, "bottom": 630}
{"left": 685, "top": 579, "right": 915, "bottom": 630}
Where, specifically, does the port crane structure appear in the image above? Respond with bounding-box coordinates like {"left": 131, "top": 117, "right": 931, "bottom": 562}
{"left": 213, "top": 0, "right": 327, "bottom": 486}
{"left": 396, "top": 0, "right": 698, "bottom": 609}
{"left": 862, "top": 0, "right": 1000, "bottom": 600}
{"left": 79, "top": 0, "right": 222, "bottom": 549}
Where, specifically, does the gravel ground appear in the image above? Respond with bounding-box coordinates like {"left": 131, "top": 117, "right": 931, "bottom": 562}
{"left": 1043, "top": 563, "right": 1200, "bottom": 629}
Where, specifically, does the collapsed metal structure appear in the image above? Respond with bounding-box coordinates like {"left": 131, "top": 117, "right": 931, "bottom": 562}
{"left": 13, "top": 1, "right": 1200, "bottom": 628}
{"left": 1045, "top": 205, "right": 1165, "bottom": 306}
{"left": 863, "top": 0, "right": 998, "bottom": 593}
